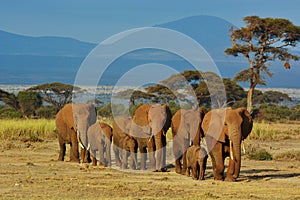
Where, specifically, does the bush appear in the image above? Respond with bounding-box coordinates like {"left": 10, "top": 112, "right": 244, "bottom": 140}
{"left": 0, "top": 106, "right": 23, "bottom": 119}
{"left": 247, "top": 149, "right": 273, "bottom": 160}
{"left": 35, "top": 106, "right": 57, "bottom": 119}
{"left": 256, "top": 104, "right": 291, "bottom": 122}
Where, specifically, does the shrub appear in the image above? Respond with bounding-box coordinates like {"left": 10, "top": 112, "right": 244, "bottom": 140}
{"left": 247, "top": 149, "right": 273, "bottom": 160}
{"left": 35, "top": 106, "right": 57, "bottom": 119}
{"left": 0, "top": 106, "right": 23, "bottom": 119}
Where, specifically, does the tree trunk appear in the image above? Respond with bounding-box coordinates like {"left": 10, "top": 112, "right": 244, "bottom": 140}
{"left": 247, "top": 86, "right": 254, "bottom": 114}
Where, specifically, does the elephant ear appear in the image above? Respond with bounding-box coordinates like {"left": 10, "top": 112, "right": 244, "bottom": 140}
{"left": 62, "top": 104, "right": 76, "bottom": 130}
{"left": 236, "top": 108, "right": 253, "bottom": 140}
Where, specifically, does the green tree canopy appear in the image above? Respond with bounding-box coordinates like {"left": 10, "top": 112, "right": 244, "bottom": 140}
{"left": 225, "top": 16, "right": 300, "bottom": 112}
{"left": 17, "top": 91, "right": 42, "bottom": 117}
{"left": 28, "top": 82, "right": 83, "bottom": 111}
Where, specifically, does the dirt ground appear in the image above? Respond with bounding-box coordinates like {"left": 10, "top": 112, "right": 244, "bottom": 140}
{"left": 0, "top": 138, "right": 300, "bottom": 200}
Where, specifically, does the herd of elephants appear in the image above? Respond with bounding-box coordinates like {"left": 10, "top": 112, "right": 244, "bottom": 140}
{"left": 56, "top": 103, "right": 253, "bottom": 182}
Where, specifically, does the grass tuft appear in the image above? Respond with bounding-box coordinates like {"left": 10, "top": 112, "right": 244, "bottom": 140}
{"left": 274, "top": 150, "right": 300, "bottom": 161}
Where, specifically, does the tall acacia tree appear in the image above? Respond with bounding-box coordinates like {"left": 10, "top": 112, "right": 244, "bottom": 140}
{"left": 225, "top": 16, "right": 300, "bottom": 113}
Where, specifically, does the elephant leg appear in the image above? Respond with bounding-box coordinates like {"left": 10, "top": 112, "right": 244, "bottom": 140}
{"left": 139, "top": 145, "right": 147, "bottom": 170}
{"left": 181, "top": 139, "right": 190, "bottom": 174}
{"left": 225, "top": 158, "right": 236, "bottom": 181}
{"left": 129, "top": 152, "right": 137, "bottom": 170}
{"left": 191, "top": 163, "right": 198, "bottom": 180}
{"left": 199, "top": 157, "right": 207, "bottom": 181}
{"left": 181, "top": 151, "right": 188, "bottom": 175}
{"left": 173, "top": 140, "right": 182, "bottom": 174}
{"left": 122, "top": 149, "right": 128, "bottom": 169}
{"left": 186, "top": 166, "right": 191, "bottom": 177}
{"left": 162, "top": 134, "right": 167, "bottom": 168}
{"left": 175, "top": 155, "right": 182, "bottom": 174}
{"left": 70, "top": 132, "right": 80, "bottom": 163}
{"left": 58, "top": 136, "right": 66, "bottom": 161}
{"left": 91, "top": 150, "right": 97, "bottom": 166}
{"left": 105, "top": 142, "right": 111, "bottom": 167}
{"left": 113, "top": 146, "right": 122, "bottom": 167}
{"left": 210, "top": 142, "right": 225, "bottom": 180}
{"left": 99, "top": 143, "right": 105, "bottom": 166}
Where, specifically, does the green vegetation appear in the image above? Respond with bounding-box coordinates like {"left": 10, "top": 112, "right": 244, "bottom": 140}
{"left": 247, "top": 149, "right": 273, "bottom": 161}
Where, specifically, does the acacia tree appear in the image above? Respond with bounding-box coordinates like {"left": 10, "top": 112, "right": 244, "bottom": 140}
{"left": 28, "top": 82, "right": 83, "bottom": 111}
{"left": 0, "top": 89, "right": 42, "bottom": 117}
{"left": 225, "top": 16, "right": 300, "bottom": 113}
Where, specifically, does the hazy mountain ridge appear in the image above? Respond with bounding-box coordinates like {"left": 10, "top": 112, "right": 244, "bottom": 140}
{"left": 0, "top": 15, "right": 299, "bottom": 87}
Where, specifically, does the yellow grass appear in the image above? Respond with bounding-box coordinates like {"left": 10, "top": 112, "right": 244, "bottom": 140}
{"left": 1, "top": 118, "right": 299, "bottom": 142}
{"left": 248, "top": 121, "right": 300, "bottom": 140}
{"left": 0, "top": 119, "right": 56, "bottom": 141}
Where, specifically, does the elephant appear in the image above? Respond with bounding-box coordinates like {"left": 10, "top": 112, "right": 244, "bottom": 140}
{"left": 112, "top": 116, "right": 137, "bottom": 169}
{"left": 131, "top": 104, "right": 172, "bottom": 171}
{"left": 87, "top": 122, "right": 113, "bottom": 167}
{"left": 171, "top": 108, "right": 205, "bottom": 174}
{"left": 186, "top": 145, "right": 208, "bottom": 180}
{"left": 56, "top": 103, "right": 97, "bottom": 163}
{"left": 201, "top": 107, "right": 253, "bottom": 181}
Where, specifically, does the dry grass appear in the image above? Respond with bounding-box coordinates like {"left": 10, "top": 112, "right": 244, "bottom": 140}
{"left": 248, "top": 121, "right": 300, "bottom": 140}
{"left": 274, "top": 150, "right": 300, "bottom": 161}
{"left": 0, "top": 119, "right": 56, "bottom": 141}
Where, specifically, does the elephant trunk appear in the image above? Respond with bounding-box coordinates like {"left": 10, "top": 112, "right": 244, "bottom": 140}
{"left": 229, "top": 125, "right": 242, "bottom": 180}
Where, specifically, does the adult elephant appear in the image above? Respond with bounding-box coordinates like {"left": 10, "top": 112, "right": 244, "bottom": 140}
{"left": 87, "top": 122, "right": 113, "bottom": 166}
{"left": 171, "top": 108, "right": 205, "bottom": 174}
{"left": 112, "top": 116, "right": 137, "bottom": 169}
{"left": 56, "top": 103, "right": 96, "bottom": 163}
{"left": 131, "top": 104, "right": 172, "bottom": 171}
{"left": 201, "top": 107, "right": 253, "bottom": 181}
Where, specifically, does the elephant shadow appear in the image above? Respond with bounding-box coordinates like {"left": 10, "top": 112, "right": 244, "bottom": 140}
{"left": 238, "top": 168, "right": 300, "bottom": 181}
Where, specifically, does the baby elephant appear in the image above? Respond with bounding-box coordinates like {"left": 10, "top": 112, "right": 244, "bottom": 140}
{"left": 87, "top": 122, "right": 113, "bottom": 167}
{"left": 186, "top": 145, "right": 208, "bottom": 180}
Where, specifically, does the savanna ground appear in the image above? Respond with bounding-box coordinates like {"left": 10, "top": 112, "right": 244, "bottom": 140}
{"left": 0, "top": 120, "right": 300, "bottom": 199}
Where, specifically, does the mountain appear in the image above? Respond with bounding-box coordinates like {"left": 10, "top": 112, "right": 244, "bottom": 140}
{"left": 0, "top": 30, "right": 96, "bottom": 84}
{"left": 0, "top": 15, "right": 299, "bottom": 87}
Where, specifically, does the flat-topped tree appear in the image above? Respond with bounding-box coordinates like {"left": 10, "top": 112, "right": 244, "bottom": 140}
{"left": 225, "top": 16, "right": 300, "bottom": 113}
{"left": 28, "top": 82, "right": 84, "bottom": 111}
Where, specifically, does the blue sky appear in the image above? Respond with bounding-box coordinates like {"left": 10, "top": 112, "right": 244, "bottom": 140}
{"left": 1, "top": 0, "right": 300, "bottom": 43}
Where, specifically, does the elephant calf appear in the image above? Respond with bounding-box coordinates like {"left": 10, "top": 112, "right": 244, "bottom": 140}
{"left": 186, "top": 145, "right": 208, "bottom": 180}
{"left": 87, "top": 122, "right": 113, "bottom": 167}
{"left": 112, "top": 116, "right": 137, "bottom": 170}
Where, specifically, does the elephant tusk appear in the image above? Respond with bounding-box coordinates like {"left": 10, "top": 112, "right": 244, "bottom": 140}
{"left": 242, "top": 140, "right": 246, "bottom": 155}
{"left": 77, "top": 131, "right": 85, "bottom": 149}
{"left": 230, "top": 140, "right": 234, "bottom": 161}
{"left": 133, "top": 155, "right": 137, "bottom": 170}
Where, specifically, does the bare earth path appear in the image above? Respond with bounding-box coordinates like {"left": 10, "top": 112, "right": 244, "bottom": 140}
{"left": 0, "top": 139, "right": 300, "bottom": 200}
